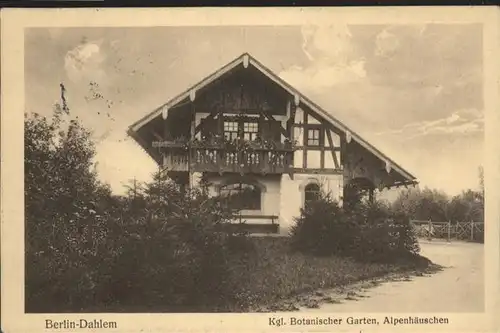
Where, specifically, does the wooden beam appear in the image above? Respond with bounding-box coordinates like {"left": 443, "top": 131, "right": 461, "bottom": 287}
{"left": 293, "top": 168, "right": 342, "bottom": 175}
{"left": 340, "top": 135, "right": 346, "bottom": 166}
{"left": 326, "top": 130, "right": 340, "bottom": 169}
{"left": 303, "top": 112, "right": 308, "bottom": 169}
{"left": 287, "top": 102, "right": 296, "bottom": 139}
{"left": 190, "top": 107, "right": 196, "bottom": 139}
{"left": 260, "top": 111, "right": 289, "bottom": 139}
{"left": 320, "top": 146, "right": 325, "bottom": 169}
{"left": 294, "top": 146, "right": 341, "bottom": 151}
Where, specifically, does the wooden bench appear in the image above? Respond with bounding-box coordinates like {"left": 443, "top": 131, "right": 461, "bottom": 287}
{"left": 229, "top": 214, "right": 279, "bottom": 233}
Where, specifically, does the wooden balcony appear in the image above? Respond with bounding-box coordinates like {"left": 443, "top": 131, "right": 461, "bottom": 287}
{"left": 160, "top": 142, "right": 293, "bottom": 174}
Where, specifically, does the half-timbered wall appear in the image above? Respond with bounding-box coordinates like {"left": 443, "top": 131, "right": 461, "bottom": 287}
{"left": 132, "top": 54, "right": 416, "bottom": 236}
{"left": 291, "top": 106, "right": 342, "bottom": 172}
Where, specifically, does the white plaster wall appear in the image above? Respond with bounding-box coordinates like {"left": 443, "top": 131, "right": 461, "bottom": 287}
{"left": 307, "top": 113, "right": 321, "bottom": 125}
{"left": 324, "top": 151, "right": 335, "bottom": 169}
{"left": 293, "top": 126, "right": 303, "bottom": 145}
{"left": 324, "top": 130, "right": 341, "bottom": 147}
{"left": 331, "top": 131, "right": 341, "bottom": 147}
{"left": 279, "top": 174, "right": 302, "bottom": 235}
{"left": 306, "top": 151, "right": 321, "bottom": 168}
{"left": 293, "top": 150, "right": 303, "bottom": 168}
{"left": 295, "top": 107, "right": 304, "bottom": 124}
{"left": 324, "top": 151, "right": 342, "bottom": 169}
{"left": 279, "top": 173, "right": 344, "bottom": 235}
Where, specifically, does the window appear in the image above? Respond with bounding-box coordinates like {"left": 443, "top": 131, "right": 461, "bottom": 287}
{"left": 307, "top": 128, "right": 322, "bottom": 147}
{"left": 304, "top": 183, "right": 321, "bottom": 207}
{"left": 243, "top": 121, "right": 259, "bottom": 141}
{"left": 220, "top": 182, "right": 261, "bottom": 210}
{"left": 223, "top": 119, "right": 260, "bottom": 142}
{"left": 224, "top": 121, "right": 239, "bottom": 141}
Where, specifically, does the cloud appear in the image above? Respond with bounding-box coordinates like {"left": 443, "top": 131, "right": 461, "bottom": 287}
{"left": 375, "top": 108, "right": 484, "bottom": 139}
{"left": 64, "top": 40, "right": 107, "bottom": 83}
{"left": 375, "top": 28, "right": 400, "bottom": 58}
{"left": 279, "top": 25, "right": 366, "bottom": 94}
{"left": 374, "top": 25, "right": 428, "bottom": 59}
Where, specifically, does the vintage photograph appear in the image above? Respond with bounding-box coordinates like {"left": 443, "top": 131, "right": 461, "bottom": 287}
{"left": 23, "top": 23, "right": 485, "bottom": 315}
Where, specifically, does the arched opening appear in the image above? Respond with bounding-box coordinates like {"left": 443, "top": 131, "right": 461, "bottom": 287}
{"left": 304, "top": 183, "right": 321, "bottom": 209}
{"left": 219, "top": 181, "right": 262, "bottom": 210}
{"left": 343, "top": 177, "right": 375, "bottom": 209}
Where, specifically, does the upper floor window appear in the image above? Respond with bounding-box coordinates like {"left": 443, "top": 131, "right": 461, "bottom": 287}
{"left": 243, "top": 121, "right": 259, "bottom": 141}
{"left": 307, "top": 127, "right": 322, "bottom": 147}
{"left": 224, "top": 121, "right": 239, "bottom": 141}
{"left": 223, "top": 118, "right": 260, "bottom": 142}
{"left": 220, "top": 182, "right": 261, "bottom": 210}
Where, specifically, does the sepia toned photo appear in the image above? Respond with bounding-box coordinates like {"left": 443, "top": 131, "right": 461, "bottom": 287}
{"left": 2, "top": 7, "right": 499, "bottom": 333}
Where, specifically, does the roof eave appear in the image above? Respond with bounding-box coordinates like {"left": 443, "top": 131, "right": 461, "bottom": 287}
{"left": 128, "top": 52, "right": 418, "bottom": 181}
{"left": 127, "top": 127, "right": 162, "bottom": 165}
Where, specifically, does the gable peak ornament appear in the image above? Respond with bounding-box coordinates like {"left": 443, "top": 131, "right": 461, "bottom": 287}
{"left": 243, "top": 54, "right": 249, "bottom": 68}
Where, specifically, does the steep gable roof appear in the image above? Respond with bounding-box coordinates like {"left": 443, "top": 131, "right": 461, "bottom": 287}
{"left": 129, "top": 53, "right": 417, "bottom": 183}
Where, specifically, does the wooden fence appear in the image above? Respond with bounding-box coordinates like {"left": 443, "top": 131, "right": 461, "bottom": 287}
{"left": 410, "top": 220, "right": 484, "bottom": 243}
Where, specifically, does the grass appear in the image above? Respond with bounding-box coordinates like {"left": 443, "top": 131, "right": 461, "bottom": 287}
{"left": 227, "top": 237, "right": 431, "bottom": 312}
{"left": 27, "top": 235, "right": 432, "bottom": 313}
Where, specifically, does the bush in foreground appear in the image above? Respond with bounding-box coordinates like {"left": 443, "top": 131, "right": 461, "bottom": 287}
{"left": 24, "top": 106, "right": 255, "bottom": 312}
{"left": 290, "top": 194, "right": 421, "bottom": 263}
{"left": 98, "top": 184, "right": 257, "bottom": 312}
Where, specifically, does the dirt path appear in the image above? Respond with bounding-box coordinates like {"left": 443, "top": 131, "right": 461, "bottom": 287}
{"left": 298, "top": 240, "right": 484, "bottom": 313}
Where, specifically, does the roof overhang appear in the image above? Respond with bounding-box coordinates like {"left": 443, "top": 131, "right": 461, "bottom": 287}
{"left": 128, "top": 53, "right": 417, "bottom": 184}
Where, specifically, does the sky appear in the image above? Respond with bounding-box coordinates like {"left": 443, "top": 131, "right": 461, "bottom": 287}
{"left": 24, "top": 24, "right": 484, "bottom": 196}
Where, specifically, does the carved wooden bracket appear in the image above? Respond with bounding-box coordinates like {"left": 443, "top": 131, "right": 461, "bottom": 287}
{"left": 294, "top": 93, "right": 300, "bottom": 107}
{"left": 385, "top": 160, "right": 392, "bottom": 173}
{"left": 189, "top": 89, "right": 196, "bottom": 102}
{"left": 162, "top": 106, "right": 169, "bottom": 120}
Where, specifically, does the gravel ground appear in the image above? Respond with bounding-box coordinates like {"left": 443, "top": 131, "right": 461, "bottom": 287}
{"left": 298, "top": 240, "right": 484, "bottom": 313}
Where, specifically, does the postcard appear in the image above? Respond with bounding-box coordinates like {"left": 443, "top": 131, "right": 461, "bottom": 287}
{"left": 1, "top": 6, "right": 499, "bottom": 333}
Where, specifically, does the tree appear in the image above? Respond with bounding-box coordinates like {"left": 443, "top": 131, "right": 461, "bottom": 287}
{"left": 392, "top": 187, "right": 449, "bottom": 221}
{"left": 478, "top": 165, "right": 484, "bottom": 198}
{"left": 25, "top": 100, "right": 114, "bottom": 311}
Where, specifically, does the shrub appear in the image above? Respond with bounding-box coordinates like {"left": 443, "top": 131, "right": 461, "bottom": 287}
{"left": 353, "top": 213, "right": 420, "bottom": 263}
{"left": 289, "top": 194, "right": 357, "bottom": 256}
{"left": 89, "top": 184, "right": 255, "bottom": 312}
{"left": 289, "top": 194, "right": 420, "bottom": 263}
{"left": 25, "top": 104, "right": 255, "bottom": 312}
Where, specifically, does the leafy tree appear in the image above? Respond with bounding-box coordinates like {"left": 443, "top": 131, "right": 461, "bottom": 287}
{"left": 25, "top": 103, "right": 113, "bottom": 311}
{"left": 392, "top": 187, "right": 449, "bottom": 221}
{"left": 447, "top": 189, "right": 484, "bottom": 223}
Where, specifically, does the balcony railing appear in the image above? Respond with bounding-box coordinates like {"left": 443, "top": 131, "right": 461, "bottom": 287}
{"left": 159, "top": 141, "right": 293, "bottom": 174}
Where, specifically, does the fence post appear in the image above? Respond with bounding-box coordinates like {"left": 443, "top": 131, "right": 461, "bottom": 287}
{"left": 448, "top": 221, "right": 451, "bottom": 243}
{"left": 428, "top": 219, "right": 432, "bottom": 241}
{"left": 470, "top": 220, "right": 474, "bottom": 241}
